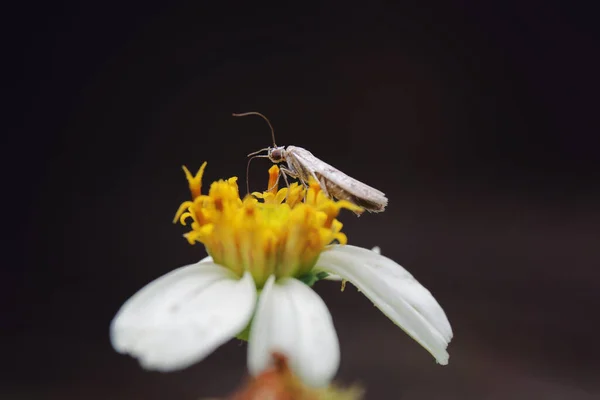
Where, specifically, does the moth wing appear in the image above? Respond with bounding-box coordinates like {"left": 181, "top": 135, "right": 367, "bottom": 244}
{"left": 288, "top": 146, "right": 388, "bottom": 211}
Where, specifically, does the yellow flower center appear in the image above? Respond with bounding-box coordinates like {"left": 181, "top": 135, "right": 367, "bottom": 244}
{"left": 173, "top": 162, "right": 362, "bottom": 287}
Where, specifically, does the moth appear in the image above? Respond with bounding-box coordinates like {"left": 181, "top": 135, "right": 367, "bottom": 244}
{"left": 233, "top": 112, "right": 388, "bottom": 214}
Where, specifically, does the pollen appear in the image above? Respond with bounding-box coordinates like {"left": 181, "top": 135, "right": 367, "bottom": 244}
{"left": 173, "top": 163, "right": 363, "bottom": 287}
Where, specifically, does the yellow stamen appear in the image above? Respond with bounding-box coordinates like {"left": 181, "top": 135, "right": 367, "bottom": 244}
{"left": 174, "top": 162, "right": 362, "bottom": 287}
{"left": 267, "top": 165, "right": 279, "bottom": 194}
{"left": 182, "top": 162, "right": 207, "bottom": 200}
{"left": 341, "top": 279, "right": 347, "bottom": 292}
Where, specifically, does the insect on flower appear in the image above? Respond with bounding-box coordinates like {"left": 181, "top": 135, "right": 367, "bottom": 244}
{"left": 233, "top": 112, "right": 388, "bottom": 214}
{"left": 109, "top": 163, "right": 452, "bottom": 388}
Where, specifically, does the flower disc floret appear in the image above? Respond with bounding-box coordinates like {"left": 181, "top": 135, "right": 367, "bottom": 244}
{"left": 173, "top": 163, "right": 362, "bottom": 287}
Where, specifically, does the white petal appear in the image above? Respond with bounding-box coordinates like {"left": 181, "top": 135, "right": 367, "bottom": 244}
{"left": 321, "top": 247, "right": 379, "bottom": 281}
{"left": 248, "top": 276, "right": 340, "bottom": 387}
{"left": 198, "top": 255, "right": 213, "bottom": 263}
{"left": 323, "top": 273, "right": 342, "bottom": 281}
{"left": 316, "top": 245, "right": 453, "bottom": 365}
{"left": 110, "top": 261, "right": 256, "bottom": 371}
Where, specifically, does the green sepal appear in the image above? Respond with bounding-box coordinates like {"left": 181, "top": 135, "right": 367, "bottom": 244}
{"left": 298, "top": 271, "right": 329, "bottom": 287}
{"left": 236, "top": 322, "right": 251, "bottom": 342}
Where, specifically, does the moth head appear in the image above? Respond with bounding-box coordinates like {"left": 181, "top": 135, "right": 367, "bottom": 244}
{"left": 268, "top": 146, "right": 287, "bottom": 163}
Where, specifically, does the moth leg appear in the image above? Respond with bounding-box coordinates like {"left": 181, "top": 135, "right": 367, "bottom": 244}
{"left": 284, "top": 167, "right": 311, "bottom": 201}
{"left": 280, "top": 169, "right": 291, "bottom": 189}
{"left": 302, "top": 179, "right": 309, "bottom": 202}
{"left": 279, "top": 166, "right": 299, "bottom": 180}
{"left": 316, "top": 175, "right": 331, "bottom": 198}
{"left": 279, "top": 167, "right": 294, "bottom": 201}
{"left": 266, "top": 172, "right": 281, "bottom": 193}
{"left": 279, "top": 166, "right": 307, "bottom": 202}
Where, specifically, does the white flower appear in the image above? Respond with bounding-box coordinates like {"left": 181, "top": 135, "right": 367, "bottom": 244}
{"left": 110, "top": 245, "right": 453, "bottom": 387}
{"left": 111, "top": 163, "right": 453, "bottom": 388}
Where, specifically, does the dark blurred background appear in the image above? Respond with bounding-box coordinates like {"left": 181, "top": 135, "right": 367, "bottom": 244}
{"left": 5, "top": 1, "right": 599, "bottom": 399}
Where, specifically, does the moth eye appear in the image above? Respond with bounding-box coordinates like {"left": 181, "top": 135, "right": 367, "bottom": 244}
{"left": 271, "top": 150, "right": 284, "bottom": 161}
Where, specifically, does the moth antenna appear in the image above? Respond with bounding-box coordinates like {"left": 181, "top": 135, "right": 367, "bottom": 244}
{"left": 246, "top": 154, "right": 269, "bottom": 195}
{"left": 247, "top": 147, "right": 270, "bottom": 157}
{"left": 232, "top": 111, "right": 277, "bottom": 147}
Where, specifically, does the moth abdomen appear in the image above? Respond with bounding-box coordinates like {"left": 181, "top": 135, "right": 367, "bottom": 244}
{"left": 317, "top": 177, "right": 386, "bottom": 214}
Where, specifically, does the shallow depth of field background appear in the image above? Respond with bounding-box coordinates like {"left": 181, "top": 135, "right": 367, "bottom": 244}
{"left": 6, "top": 2, "right": 599, "bottom": 399}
